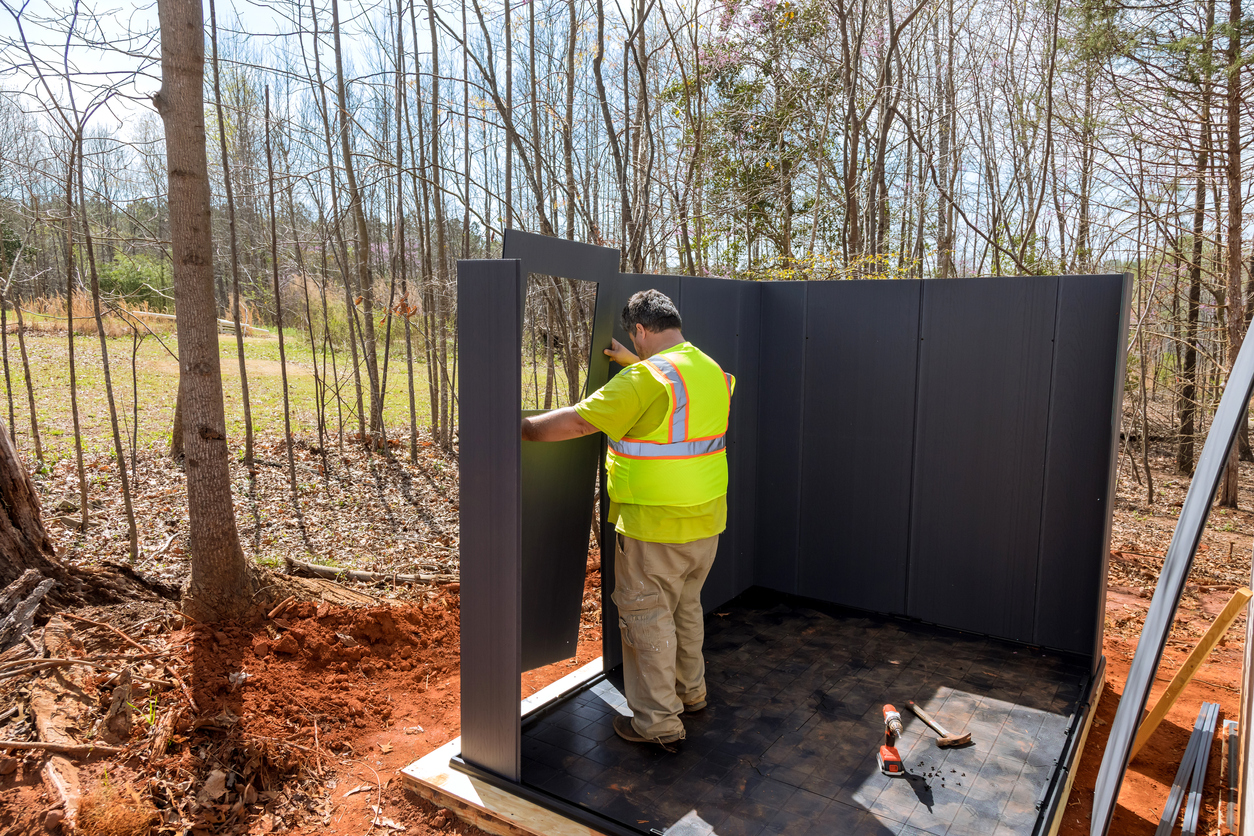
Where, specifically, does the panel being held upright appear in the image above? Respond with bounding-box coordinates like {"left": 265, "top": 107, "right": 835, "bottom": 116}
{"left": 457, "top": 259, "right": 523, "bottom": 781}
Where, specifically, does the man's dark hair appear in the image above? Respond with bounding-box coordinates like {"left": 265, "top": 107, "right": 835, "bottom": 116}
{"left": 621, "top": 289, "right": 683, "bottom": 334}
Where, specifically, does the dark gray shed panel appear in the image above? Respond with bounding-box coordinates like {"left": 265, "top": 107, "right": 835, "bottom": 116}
{"left": 798, "top": 279, "right": 922, "bottom": 614}
{"left": 520, "top": 427, "right": 601, "bottom": 671}
{"left": 753, "top": 282, "right": 807, "bottom": 594}
{"left": 501, "top": 228, "right": 619, "bottom": 397}
{"left": 1034, "top": 275, "right": 1130, "bottom": 656}
{"left": 499, "top": 232, "right": 619, "bottom": 672}
{"left": 457, "top": 259, "right": 522, "bottom": 781}
{"left": 907, "top": 277, "right": 1058, "bottom": 644}
{"left": 730, "top": 280, "right": 763, "bottom": 602}
{"left": 675, "top": 275, "right": 750, "bottom": 608}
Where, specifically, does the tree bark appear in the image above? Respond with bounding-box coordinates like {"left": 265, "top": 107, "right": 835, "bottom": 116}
{"left": 1178, "top": 0, "right": 1214, "bottom": 476}
{"left": 209, "top": 0, "right": 254, "bottom": 471}
{"left": 0, "top": 417, "right": 176, "bottom": 607}
{"left": 78, "top": 131, "right": 139, "bottom": 561}
{"left": 332, "top": 0, "right": 384, "bottom": 449}
{"left": 0, "top": 418, "right": 62, "bottom": 589}
{"left": 1219, "top": 0, "right": 1243, "bottom": 507}
{"left": 154, "top": 0, "right": 260, "bottom": 621}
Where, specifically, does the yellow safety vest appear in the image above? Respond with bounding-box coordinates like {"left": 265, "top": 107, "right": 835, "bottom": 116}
{"left": 605, "top": 343, "right": 734, "bottom": 507}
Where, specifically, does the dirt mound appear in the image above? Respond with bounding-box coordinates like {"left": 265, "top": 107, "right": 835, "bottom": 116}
{"left": 183, "top": 593, "right": 460, "bottom": 757}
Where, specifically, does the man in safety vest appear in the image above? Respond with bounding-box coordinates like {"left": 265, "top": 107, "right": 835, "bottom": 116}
{"left": 521, "top": 289, "right": 734, "bottom": 747}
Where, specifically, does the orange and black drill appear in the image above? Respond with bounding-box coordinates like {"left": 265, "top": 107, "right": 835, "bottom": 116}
{"left": 878, "top": 705, "right": 905, "bottom": 776}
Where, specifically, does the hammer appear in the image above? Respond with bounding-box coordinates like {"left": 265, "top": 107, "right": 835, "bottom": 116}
{"left": 907, "top": 701, "right": 972, "bottom": 748}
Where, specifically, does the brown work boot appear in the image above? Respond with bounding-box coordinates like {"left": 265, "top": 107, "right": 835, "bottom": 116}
{"left": 682, "top": 698, "right": 707, "bottom": 715}
{"left": 613, "top": 716, "right": 684, "bottom": 748}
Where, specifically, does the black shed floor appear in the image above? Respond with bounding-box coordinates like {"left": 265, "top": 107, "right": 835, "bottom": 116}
{"left": 517, "top": 589, "right": 1095, "bottom": 836}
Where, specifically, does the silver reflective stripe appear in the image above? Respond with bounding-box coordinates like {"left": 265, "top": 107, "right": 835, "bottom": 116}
{"left": 609, "top": 435, "right": 726, "bottom": 458}
{"left": 646, "top": 355, "right": 687, "bottom": 442}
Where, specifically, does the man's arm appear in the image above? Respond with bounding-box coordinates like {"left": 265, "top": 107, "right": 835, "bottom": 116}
{"left": 521, "top": 406, "right": 601, "bottom": 442}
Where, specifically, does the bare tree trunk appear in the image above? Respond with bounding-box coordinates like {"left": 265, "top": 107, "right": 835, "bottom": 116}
{"left": 63, "top": 144, "right": 89, "bottom": 532}
{"left": 77, "top": 128, "right": 139, "bottom": 560}
{"left": 210, "top": 0, "right": 254, "bottom": 471}
{"left": 318, "top": 215, "right": 344, "bottom": 451}
{"left": 155, "top": 0, "right": 258, "bottom": 621}
{"left": 396, "top": 0, "right": 418, "bottom": 461}
{"left": 0, "top": 417, "right": 62, "bottom": 586}
{"left": 332, "top": 0, "right": 384, "bottom": 449}
{"left": 1136, "top": 147, "right": 1154, "bottom": 505}
{"left": 265, "top": 88, "right": 309, "bottom": 548}
{"left": 130, "top": 325, "right": 143, "bottom": 474}
{"left": 1178, "top": 0, "right": 1214, "bottom": 476}
{"left": 5, "top": 293, "right": 42, "bottom": 464}
{"left": 425, "top": 0, "right": 452, "bottom": 454}
{"left": 1220, "top": 0, "right": 1243, "bottom": 507}
{"left": 309, "top": 0, "right": 365, "bottom": 441}
{"left": 1, "top": 296, "right": 11, "bottom": 442}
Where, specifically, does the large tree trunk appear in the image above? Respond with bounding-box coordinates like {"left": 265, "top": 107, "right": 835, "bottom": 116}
{"left": 1219, "top": 0, "right": 1243, "bottom": 507}
{"left": 0, "top": 418, "right": 62, "bottom": 589}
{"left": 1178, "top": 0, "right": 1214, "bottom": 477}
{"left": 1, "top": 417, "right": 176, "bottom": 607}
{"left": 154, "top": 0, "right": 259, "bottom": 622}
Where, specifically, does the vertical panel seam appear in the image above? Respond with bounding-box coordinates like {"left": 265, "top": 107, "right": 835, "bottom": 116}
{"left": 794, "top": 281, "right": 808, "bottom": 593}
{"left": 903, "top": 280, "right": 926, "bottom": 616}
{"left": 738, "top": 281, "right": 758, "bottom": 595}
{"left": 1030, "top": 278, "right": 1064, "bottom": 646}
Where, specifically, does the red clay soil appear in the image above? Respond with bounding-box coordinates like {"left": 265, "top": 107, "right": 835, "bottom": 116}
{"left": 170, "top": 557, "right": 607, "bottom": 836}
{"left": 1058, "top": 587, "right": 1245, "bottom": 836}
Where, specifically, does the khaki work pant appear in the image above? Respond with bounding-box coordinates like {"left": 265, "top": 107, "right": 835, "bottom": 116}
{"left": 612, "top": 532, "right": 719, "bottom": 740}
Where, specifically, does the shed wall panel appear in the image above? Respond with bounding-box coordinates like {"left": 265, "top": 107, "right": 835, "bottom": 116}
{"left": 798, "top": 280, "right": 921, "bottom": 614}
{"left": 907, "top": 277, "right": 1059, "bottom": 643}
{"left": 732, "top": 280, "right": 763, "bottom": 600}
{"left": 678, "top": 275, "right": 750, "bottom": 608}
{"left": 520, "top": 429, "right": 601, "bottom": 670}
{"left": 457, "top": 260, "right": 522, "bottom": 780}
{"left": 1034, "top": 274, "right": 1129, "bottom": 655}
{"left": 754, "top": 282, "right": 807, "bottom": 595}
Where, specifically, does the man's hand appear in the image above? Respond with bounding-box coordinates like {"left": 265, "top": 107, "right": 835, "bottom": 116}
{"left": 521, "top": 407, "right": 600, "bottom": 442}
{"left": 604, "top": 338, "right": 640, "bottom": 366}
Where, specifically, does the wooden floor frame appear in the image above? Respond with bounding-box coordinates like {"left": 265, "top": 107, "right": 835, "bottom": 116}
{"left": 402, "top": 658, "right": 609, "bottom": 836}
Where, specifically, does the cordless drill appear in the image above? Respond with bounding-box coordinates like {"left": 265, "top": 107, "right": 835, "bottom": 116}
{"left": 878, "top": 705, "right": 905, "bottom": 776}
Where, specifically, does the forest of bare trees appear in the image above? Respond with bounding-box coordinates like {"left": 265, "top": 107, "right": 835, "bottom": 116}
{"left": 0, "top": 0, "right": 1253, "bottom": 506}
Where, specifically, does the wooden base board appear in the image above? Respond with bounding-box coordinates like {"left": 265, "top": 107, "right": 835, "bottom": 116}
{"left": 401, "top": 658, "right": 607, "bottom": 836}
{"left": 1045, "top": 661, "right": 1107, "bottom": 836}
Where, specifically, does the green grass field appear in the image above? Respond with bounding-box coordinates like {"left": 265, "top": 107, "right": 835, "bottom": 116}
{"left": 1, "top": 329, "right": 440, "bottom": 463}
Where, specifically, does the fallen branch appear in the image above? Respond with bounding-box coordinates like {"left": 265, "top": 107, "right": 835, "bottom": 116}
{"left": 0, "top": 658, "right": 174, "bottom": 687}
{"left": 267, "top": 596, "right": 297, "bottom": 619}
{"left": 0, "top": 740, "right": 124, "bottom": 756}
{"left": 285, "top": 558, "right": 457, "bottom": 587}
{"left": 168, "top": 667, "right": 199, "bottom": 714}
{"left": 0, "top": 573, "right": 55, "bottom": 651}
{"left": 61, "top": 614, "right": 152, "bottom": 654}
{"left": 0, "top": 650, "right": 167, "bottom": 672}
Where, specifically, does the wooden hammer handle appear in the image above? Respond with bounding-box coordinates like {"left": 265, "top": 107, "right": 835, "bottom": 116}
{"left": 907, "top": 701, "right": 953, "bottom": 737}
